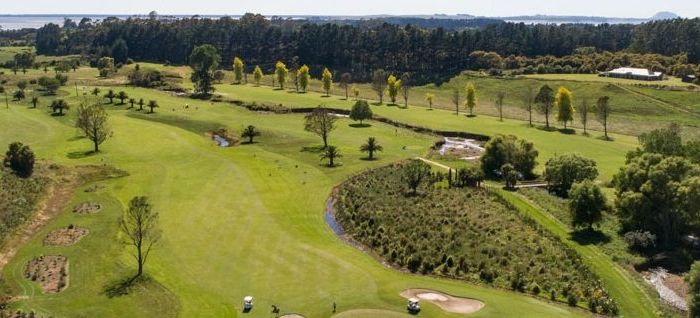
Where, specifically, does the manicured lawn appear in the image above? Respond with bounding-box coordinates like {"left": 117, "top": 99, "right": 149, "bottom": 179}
{"left": 215, "top": 83, "right": 637, "bottom": 180}
{"left": 0, "top": 92, "right": 592, "bottom": 317}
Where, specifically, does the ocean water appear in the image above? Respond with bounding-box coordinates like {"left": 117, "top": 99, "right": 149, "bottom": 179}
{"left": 0, "top": 16, "right": 111, "bottom": 30}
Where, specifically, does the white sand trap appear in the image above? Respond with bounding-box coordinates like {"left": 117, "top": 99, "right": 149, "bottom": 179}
{"left": 400, "top": 288, "right": 485, "bottom": 314}
{"left": 279, "top": 314, "right": 305, "bottom": 318}
{"left": 333, "top": 309, "right": 411, "bottom": 317}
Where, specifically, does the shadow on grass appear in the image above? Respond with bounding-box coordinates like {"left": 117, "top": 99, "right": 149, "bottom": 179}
{"left": 67, "top": 135, "right": 86, "bottom": 141}
{"left": 67, "top": 150, "right": 99, "bottom": 159}
{"left": 300, "top": 145, "right": 325, "bottom": 153}
{"left": 466, "top": 114, "right": 477, "bottom": 118}
{"left": 371, "top": 102, "right": 383, "bottom": 106}
{"left": 103, "top": 275, "right": 146, "bottom": 298}
{"left": 360, "top": 157, "right": 379, "bottom": 161}
{"left": 558, "top": 128, "right": 576, "bottom": 135}
{"left": 535, "top": 125, "right": 559, "bottom": 132}
{"left": 349, "top": 123, "right": 371, "bottom": 128}
{"left": 570, "top": 228, "right": 611, "bottom": 245}
{"left": 597, "top": 135, "right": 615, "bottom": 142}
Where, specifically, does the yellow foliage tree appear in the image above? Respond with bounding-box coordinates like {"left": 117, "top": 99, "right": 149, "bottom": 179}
{"left": 322, "top": 67, "right": 333, "bottom": 96}
{"left": 253, "top": 66, "right": 263, "bottom": 86}
{"left": 233, "top": 57, "right": 244, "bottom": 84}
{"left": 555, "top": 86, "right": 575, "bottom": 129}
{"left": 274, "top": 61, "right": 288, "bottom": 89}
{"left": 465, "top": 82, "right": 477, "bottom": 116}
{"left": 298, "top": 65, "right": 310, "bottom": 92}
{"left": 386, "top": 75, "right": 402, "bottom": 104}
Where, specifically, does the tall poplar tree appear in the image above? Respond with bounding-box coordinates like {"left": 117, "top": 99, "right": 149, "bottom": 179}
{"left": 232, "top": 57, "right": 244, "bottom": 84}
{"left": 556, "top": 86, "right": 575, "bottom": 129}
{"left": 322, "top": 67, "right": 333, "bottom": 96}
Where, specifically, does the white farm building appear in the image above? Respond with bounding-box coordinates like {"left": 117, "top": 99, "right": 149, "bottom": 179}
{"left": 601, "top": 67, "right": 663, "bottom": 81}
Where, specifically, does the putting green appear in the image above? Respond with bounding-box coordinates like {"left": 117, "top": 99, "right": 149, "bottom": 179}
{"left": 0, "top": 86, "right": 612, "bottom": 317}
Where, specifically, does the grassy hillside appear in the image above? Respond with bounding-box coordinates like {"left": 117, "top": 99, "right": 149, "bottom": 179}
{"left": 0, "top": 90, "right": 592, "bottom": 317}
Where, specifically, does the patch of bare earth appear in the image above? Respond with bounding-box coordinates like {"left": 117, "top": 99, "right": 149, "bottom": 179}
{"left": 23, "top": 255, "right": 69, "bottom": 293}
{"left": 400, "top": 288, "right": 485, "bottom": 314}
{"left": 72, "top": 202, "right": 102, "bottom": 214}
{"left": 0, "top": 164, "right": 126, "bottom": 272}
{"left": 44, "top": 226, "right": 89, "bottom": 246}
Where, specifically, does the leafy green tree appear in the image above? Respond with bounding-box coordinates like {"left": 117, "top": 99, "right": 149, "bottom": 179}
{"left": 372, "top": 69, "right": 387, "bottom": 104}
{"left": 544, "top": 154, "right": 598, "bottom": 197}
{"left": 555, "top": 86, "right": 574, "bottom": 129}
{"left": 386, "top": 75, "right": 401, "bottom": 104}
{"left": 298, "top": 65, "right": 310, "bottom": 92}
{"left": 425, "top": 93, "right": 435, "bottom": 110}
{"left": 569, "top": 180, "right": 606, "bottom": 230}
{"left": 104, "top": 89, "right": 116, "bottom": 104}
{"left": 76, "top": 102, "right": 111, "bottom": 152}
{"left": 501, "top": 163, "right": 518, "bottom": 189}
{"left": 304, "top": 107, "right": 337, "bottom": 148}
{"left": 455, "top": 166, "right": 484, "bottom": 187}
{"left": 91, "top": 87, "right": 101, "bottom": 97}
{"left": 37, "top": 76, "right": 60, "bottom": 95}
{"left": 481, "top": 134, "right": 538, "bottom": 179}
{"left": 3, "top": 142, "right": 35, "bottom": 178}
{"left": 49, "top": 99, "right": 69, "bottom": 116}
{"left": 13, "top": 90, "right": 25, "bottom": 101}
{"left": 55, "top": 73, "right": 69, "bottom": 86}
{"left": 535, "top": 85, "right": 555, "bottom": 129}
{"left": 465, "top": 82, "right": 477, "bottom": 116}
{"left": 340, "top": 73, "right": 352, "bottom": 99}
{"left": 128, "top": 98, "right": 136, "bottom": 109}
{"left": 137, "top": 98, "right": 145, "bottom": 111}
{"left": 687, "top": 261, "right": 700, "bottom": 318}
{"left": 596, "top": 96, "right": 612, "bottom": 140}
{"left": 97, "top": 57, "right": 116, "bottom": 77}
{"left": 16, "top": 80, "right": 28, "bottom": 92}
{"left": 637, "top": 124, "right": 683, "bottom": 156}
{"left": 120, "top": 196, "right": 160, "bottom": 281}
{"left": 111, "top": 38, "right": 129, "bottom": 64}
{"left": 241, "top": 125, "right": 260, "bottom": 144}
{"left": 320, "top": 145, "right": 342, "bottom": 167}
{"left": 147, "top": 100, "right": 159, "bottom": 113}
{"left": 30, "top": 97, "right": 39, "bottom": 109}
{"left": 274, "top": 61, "right": 288, "bottom": 89}
{"left": 189, "top": 44, "right": 221, "bottom": 96}
{"left": 233, "top": 57, "right": 245, "bottom": 84}
{"left": 614, "top": 154, "right": 700, "bottom": 246}
{"left": 253, "top": 65, "right": 263, "bottom": 86}
{"left": 402, "top": 159, "right": 431, "bottom": 194}
{"left": 117, "top": 91, "right": 129, "bottom": 104}
{"left": 322, "top": 67, "right": 333, "bottom": 96}
{"left": 360, "top": 137, "right": 383, "bottom": 160}
{"left": 349, "top": 100, "right": 373, "bottom": 125}
{"left": 213, "top": 70, "right": 225, "bottom": 83}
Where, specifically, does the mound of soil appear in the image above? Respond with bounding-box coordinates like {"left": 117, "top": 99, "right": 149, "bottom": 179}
{"left": 24, "top": 255, "right": 69, "bottom": 293}
{"left": 400, "top": 289, "right": 484, "bottom": 314}
{"left": 44, "top": 226, "right": 89, "bottom": 246}
{"left": 72, "top": 202, "right": 101, "bottom": 214}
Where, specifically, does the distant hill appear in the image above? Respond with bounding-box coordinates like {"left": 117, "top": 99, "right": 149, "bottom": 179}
{"left": 651, "top": 11, "right": 680, "bottom": 20}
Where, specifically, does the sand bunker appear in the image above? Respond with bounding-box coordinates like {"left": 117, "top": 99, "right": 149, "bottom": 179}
{"left": 24, "top": 255, "right": 69, "bottom": 293}
{"left": 400, "top": 289, "right": 484, "bottom": 314}
{"left": 72, "top": 202, "right": 101, "bottom": 214}
{"left": 333, "top": 309, "right": 411, "bottom": 317}
{"left": 44, "top": 226, "right": 89, "bottom": 246}
{"left": 279, "top": 314, "right": 305, "bottom": 318}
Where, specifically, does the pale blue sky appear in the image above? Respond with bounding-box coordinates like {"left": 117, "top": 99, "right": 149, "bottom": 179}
{"left": 2, "top": 0, "right": 699, "bottom": 18}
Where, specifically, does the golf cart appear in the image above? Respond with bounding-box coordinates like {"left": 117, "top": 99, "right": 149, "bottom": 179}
{"left": 243, "top": 296, "right": 254, "bottom": 312}
{"left": 407, "top": 297, "right": 421, "bottom": 313}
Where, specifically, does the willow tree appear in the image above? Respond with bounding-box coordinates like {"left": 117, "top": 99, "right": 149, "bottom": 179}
{"left": 233, "top": 57, "right": 245, "bottom": 84}
{"left": 465, "top": 82, "right": 477, "bottom": 116}
{"left": 274, "top": 61, "right": 288, "bottom": 89}
{"left": 298, "top": 65, "right": 310, "bottom": 92}
{"left": 556, "top": 86, "right": 574, "bottom": 129}
{"left": 253, "top": 66, "right": 263, "bottom": 86}
{"left": 386, "top": 75, "right": 401, "bottom": 104}
{"left": 322, "top": 68, "right": 333, "bottom": 96}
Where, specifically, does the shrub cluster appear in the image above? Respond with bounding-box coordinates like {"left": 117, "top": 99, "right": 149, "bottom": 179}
{"left": 335, "top": 163, "right": 617, "bottom": 314}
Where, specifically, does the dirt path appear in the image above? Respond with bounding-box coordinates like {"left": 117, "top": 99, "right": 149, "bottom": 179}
{"left": 414, "top": 157, "right": 453, "bottom": 172}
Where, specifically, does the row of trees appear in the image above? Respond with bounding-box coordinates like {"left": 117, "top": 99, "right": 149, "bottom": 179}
{"left": 39, "top": 15, "right": 700, "bottom": 85}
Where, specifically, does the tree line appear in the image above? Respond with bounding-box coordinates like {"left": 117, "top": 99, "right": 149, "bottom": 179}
{"left": 33, "top": 14, "right": 700, "bottom": 85}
